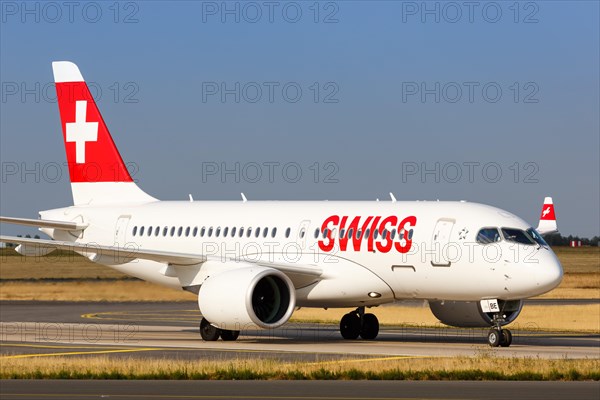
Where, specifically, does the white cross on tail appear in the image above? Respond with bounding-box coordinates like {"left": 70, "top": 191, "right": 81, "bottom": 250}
{"left": 66, "top": 101, "right": 98, "bottom": 164}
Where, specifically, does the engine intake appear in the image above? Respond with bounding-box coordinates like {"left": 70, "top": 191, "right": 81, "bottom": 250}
{"left": 198, "top": 266, "right": 295, "bottom": 330}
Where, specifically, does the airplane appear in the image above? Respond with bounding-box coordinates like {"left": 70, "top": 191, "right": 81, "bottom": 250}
{"left": 0, "top": 62, "right": 563, "bottom": 347}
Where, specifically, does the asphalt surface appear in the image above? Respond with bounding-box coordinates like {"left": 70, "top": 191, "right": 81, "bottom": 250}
{"left": 1, "top": 380, "right": 599, "bottom": 400}
{"left": 1, "top": 301, "right": 599, "bottom": 360}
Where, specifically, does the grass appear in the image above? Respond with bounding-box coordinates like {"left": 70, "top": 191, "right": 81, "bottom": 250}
{"left": 0, "top": 280, "right": 194, "bottom": 302}
{"left": 1, "top": 355, "right": 598, "bottom": 380}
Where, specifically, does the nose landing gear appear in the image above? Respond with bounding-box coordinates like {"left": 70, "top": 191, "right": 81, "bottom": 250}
{"left": 339, "top": 307, "right": 379, "bottom": 340}
{"left": 487, "top": 314, "right": 513, "bottom": 347}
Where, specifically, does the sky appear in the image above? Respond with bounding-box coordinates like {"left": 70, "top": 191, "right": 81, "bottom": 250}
{"left": 1, "top": 0, "right": 599, "bottom": 238}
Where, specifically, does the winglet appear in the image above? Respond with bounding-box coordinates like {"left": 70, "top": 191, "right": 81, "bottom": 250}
{"left": 536, "top": 197, "right": 558, "bottom": 235}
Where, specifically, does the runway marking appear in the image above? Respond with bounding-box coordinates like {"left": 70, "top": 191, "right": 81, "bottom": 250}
{"left": 0, "top": 347, "right": 161, "bottom": 359}
{"left": 1, "top": 343, "right": 135, "bottom": 350}
{"left": 302, "top": 355, "right": 432, "bottom": 366}
{"left": 0, "top": 394, "right": 440, "bottom": 400}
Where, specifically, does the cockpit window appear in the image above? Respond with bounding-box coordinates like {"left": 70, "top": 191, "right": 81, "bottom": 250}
{"left": 501, "top": 228, "right": 535, "bottom": 245}
{"left": 526, "top": 228, "right": 548, "bottom": 247}
{"left": 476, "top": 228, "right": 501, "bottom": 244}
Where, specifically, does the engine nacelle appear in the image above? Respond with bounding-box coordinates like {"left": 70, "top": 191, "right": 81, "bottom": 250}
{"left": 198, "top": 266, "right": 295, "bottom": 330}
{"left": 429, "top": 300, "right": 523, "bottom": 328}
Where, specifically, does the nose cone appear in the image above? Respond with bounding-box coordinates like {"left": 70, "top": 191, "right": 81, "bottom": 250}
{"left": 534, "top": 249, "right": 563, "bottom": 295}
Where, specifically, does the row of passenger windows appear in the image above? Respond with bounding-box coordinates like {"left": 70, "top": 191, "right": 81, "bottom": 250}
{"left": 132, "top": 225, "right": 285, "bottom": 239}
{"left": 131, "top": 224, "right": 414, "bottom": 241}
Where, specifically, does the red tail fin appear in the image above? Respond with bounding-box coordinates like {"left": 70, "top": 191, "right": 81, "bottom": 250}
{"left": 52, "top": 61, "right": 154, "bottom": 205}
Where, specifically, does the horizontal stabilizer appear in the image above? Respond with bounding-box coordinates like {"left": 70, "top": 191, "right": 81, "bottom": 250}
{"left": 0, "top": 216, "right": 88, "bottom": 231}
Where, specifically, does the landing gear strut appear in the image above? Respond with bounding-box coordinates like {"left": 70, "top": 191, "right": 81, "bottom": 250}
{"left": 487, "top": 314, "right": 513, "bottom": 347}
{"left": 199, "top": 317, "right": 240, "bottom": 341}
{"left": 339, "top": 307, "right": 379, "bottom": 340}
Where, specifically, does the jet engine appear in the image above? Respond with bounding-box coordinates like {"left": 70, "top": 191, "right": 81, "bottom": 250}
{"left": 428, "top": 300, "right": 523, "bottom": 327}
{"left": 198, "top": 266, "right": 295, "bottom": 330}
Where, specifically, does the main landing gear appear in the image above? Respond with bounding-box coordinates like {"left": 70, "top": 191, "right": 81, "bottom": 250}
{"left": 339, "top": 307, "right": 379, "bottom": 340}
{"left": 487, "top": 314, "right": 513, "bottom": 347}
{"left": 199, "top": 317, "right": 240, "bottom": 341}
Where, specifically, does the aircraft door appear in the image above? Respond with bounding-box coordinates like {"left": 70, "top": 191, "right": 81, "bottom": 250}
{"left": 431, "top": 218, "right": 455, "bottom": 267}
{"left": 114, "top": 215, "right": 131, "bottom": 246}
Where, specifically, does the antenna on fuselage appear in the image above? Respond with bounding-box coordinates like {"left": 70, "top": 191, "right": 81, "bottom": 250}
{"left": 188, "top": 194, "right": 194, "bottom": 202}
{"left": 389, "top": 192, "right": 397, "bottom": 203}
{"left": 241, "top": 193, "right": 248, "bottom": 203}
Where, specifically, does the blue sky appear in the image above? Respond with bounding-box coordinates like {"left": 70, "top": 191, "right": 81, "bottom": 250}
{"left": 1, "top": 1, "right": 598, "bottom": 237}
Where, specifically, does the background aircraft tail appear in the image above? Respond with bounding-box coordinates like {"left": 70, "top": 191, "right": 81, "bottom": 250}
{"left": 52, "top": 61, "right": 155, "bottom": 205}
{"left": 537, "top": 197, "right": 558, "bottom": 235}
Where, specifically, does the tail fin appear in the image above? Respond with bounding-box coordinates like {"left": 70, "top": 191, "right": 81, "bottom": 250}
{"left": 536, "top": 197, "right": 558, "bottom": 235}
{"left": 52, "top": 61, "right": 155, "bottom": 205}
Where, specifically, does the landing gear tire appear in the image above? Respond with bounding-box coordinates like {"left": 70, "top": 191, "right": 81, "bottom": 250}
{"left": 200, "top": 318, "right": 221, "bottom": 341}
{"left": 487, "top": 328, "right": 502, "bottom": 347}
{"left": 360, "top": 313, "right": 379, "bottom": 340}
{"left": 340, "top": 312, "right": 361, "bottom": 340}
{"left": 500, "top": 329, "right": 513, "bottom": 347}
{"left": 220, "top": 330, "right": 240, "bottom": 341}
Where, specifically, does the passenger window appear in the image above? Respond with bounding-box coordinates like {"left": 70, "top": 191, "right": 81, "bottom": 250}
{"left": 231, "top": 227, "right": 237, "bottom": 237}
{"left": 223, "top": 227, "right": 229, "bottom": 237}
{"left": 247, "top": 228, "right": 252, "bottom": 238}
{"left": 285, "top": 227, "right": 291, "bottom": 238}
{"left": 300, "top": 228, "right": 305, "bottom": 239}
{"left": 340, "top": 229, "right": 346, "bottom": 238}
{"left": 155, "top": 227, "right": 160, "bottom": 236}
{"left": 271, "top": 228, "right": 277, "bottom": 238}
{"left": 390, "top": 229, "right": 396, "bottom": 240}
{"left": 200, "top": 227, "right": 206, "bottom": 237}
{"left": 170, "top": 227, "right": 175, "bottom": 237}
{"left": 323, "top": 228, "right": 329, "bottom": 239}
{"left": 364, "top": 228, "right": 370, "bottom": 240}
{"left": 185, "top": 227, "right": 190, "bottom": 237}
{"left": 132, "top": 226, "right": 137, "bottom": 236}
{"left": 348, "top": 228, "right": 354, "bottom": 239}
{"left": 193, "top": 227, "right": 198, "bottom": 237}
{"left": 263, "top": 227, "right": 268, "bottom": 238}
{"left": 216, "top": 227, "right": 221, "bottom": 237}
{"left": 147, "top": 226, "right": 152, "bottom": 237}
{"left": 501, "top": 228, "right": 535, "bottom": 245}
{"left": 314, "top": 228, "right": 319, "bottom": 239}
{"left": 239, "top": 227, "right": 245, "bottom": 237}
{"left": 373, "top": 229, "right": 379, "bottom": 239}
{"left": 139, "top": 226, "right": 145, "bottom": 236}
{"left": 208, "top": 227, "right": 213, "bottom": 237}
{"left": 356, "top": 230, "right": 362, "bottom": 239}
{"left": 408, "top": 229, "right": 414, "bottom": 240}
{"left": 177, "top": 227, "right": 182, "bottom": 237}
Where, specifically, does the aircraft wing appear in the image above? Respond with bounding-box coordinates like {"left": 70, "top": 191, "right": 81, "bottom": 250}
{"left": 0, "top": 216, "right": 88, "bottom": 231}
{"left": 0, "top": 235, "right": 323, "bottom": 278}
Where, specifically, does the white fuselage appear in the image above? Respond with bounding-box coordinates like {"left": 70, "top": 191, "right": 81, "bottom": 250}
{"left": 42, "top": 200, "right": 563, "bottom": 308}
